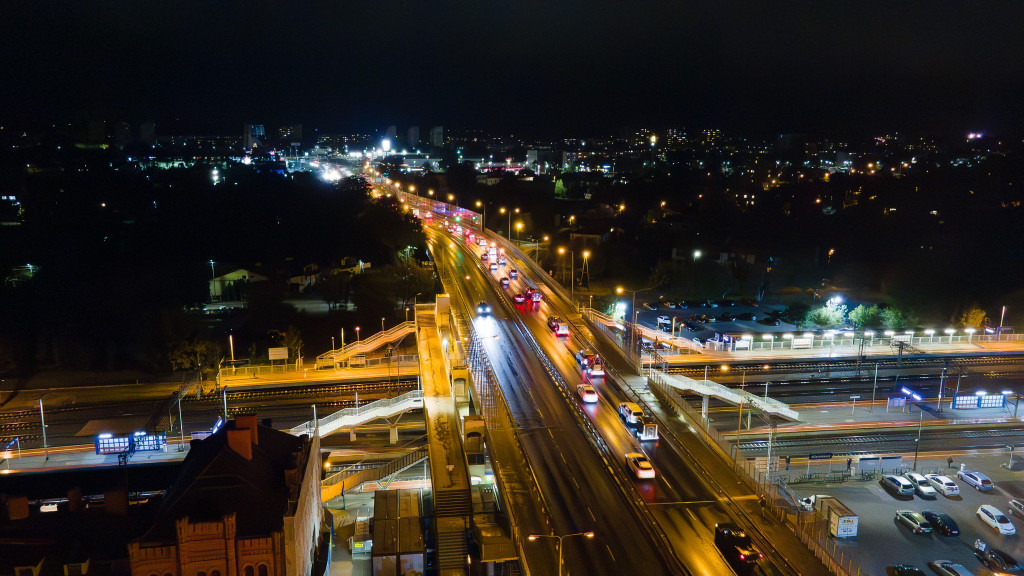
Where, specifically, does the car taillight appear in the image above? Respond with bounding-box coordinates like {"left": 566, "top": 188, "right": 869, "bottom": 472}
{"left": 738, "top": 554, "right": 745, "bottom": 561}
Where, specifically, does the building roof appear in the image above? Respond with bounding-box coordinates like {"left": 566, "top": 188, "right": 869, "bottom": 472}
{"left": 137, "top": 418, "right": 308, "bottom": 542}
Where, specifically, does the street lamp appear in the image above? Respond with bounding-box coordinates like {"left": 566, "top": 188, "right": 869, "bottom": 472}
{"left": 581, "top": 249, "right": 590, "bottom": 289}
{"left": 381, "top": 317, "right": 386, "bottom": 332}
{"left": 355, "top": 326, "right": 361, "bottom": 343}
{"left": 476, "top": 200, "right": 486, "bottom": 229}
{"left": 515, "top": 221, "right": 523, "bottom": 244}
{"left": 764, "top": 334, "right": 775, "bottom": 350}
{"left": 527, "top": 531, "right": 595, "bottom": 576}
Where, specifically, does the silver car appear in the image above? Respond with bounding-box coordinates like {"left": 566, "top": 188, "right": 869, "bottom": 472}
{"left": 904, "top": 472, "right": 937, "bottom": 498}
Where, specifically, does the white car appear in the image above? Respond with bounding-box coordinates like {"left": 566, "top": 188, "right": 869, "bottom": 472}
{"left": 977, "top": 504, "right": 1016, "bottom": 535}
{"left": 577, "top": 384, "right": 599, "bottom": 403}
{"left": 925, "top": 474, "right": 960, "bottom": 497}
{"left": 1009, "top": 499, "right": 1024, "bottom": 517}
{"left": 625, "top": 452, "right": 656, "bottom": 479}
{"left": 656, "top": 315, "right": 671, "bottom": 325}
{"left": 904, "top": 472, "right": 937, "bottom": 498}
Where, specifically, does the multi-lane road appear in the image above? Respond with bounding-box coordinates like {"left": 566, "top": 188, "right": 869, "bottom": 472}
{"left": 428, "top": 224, "right": 815, "bottom": 575}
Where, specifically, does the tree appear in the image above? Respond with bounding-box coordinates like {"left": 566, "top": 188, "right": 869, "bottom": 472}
{"left": 169, "top": 339, "right": 221, "bottom": 372}
{"left": 804, "top": 297, "right": 848, "bottom": 327}
{"left": 319, "top": 271, "right": 353, "bottom": 311}
{"left": 849, "top": 304, "right": 883, "bottom": 329}
{"left": 881, "top": 308, "right": 908, "bottom": 330}
{"left": 269, "top": 326, "right": 303, "bottom": 361}
{"left": 958, "top": 304, "right": 988, "bottom": 329}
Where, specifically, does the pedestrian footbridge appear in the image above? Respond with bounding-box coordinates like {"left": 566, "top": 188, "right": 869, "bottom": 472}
{"left": 314, "top": 321, "right": 416, "bottom": 369}
{"left": 650, "top": 369, "right": 800, "bottom": 421}
{"left": 287, "top": 389, "right": 424, "bottom": 438}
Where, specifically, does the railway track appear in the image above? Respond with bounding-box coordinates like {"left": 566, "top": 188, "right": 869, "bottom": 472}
{"left": 737, "top": 426, "right": 1024, "bottom": 457}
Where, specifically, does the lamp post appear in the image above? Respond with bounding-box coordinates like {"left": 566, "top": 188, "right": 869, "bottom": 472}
{"left": 515, "top": 221, "right": 523, "bottom": 245}
{"left": 734, "top": 368, "right": 747, "bottom": 463}
{"left": 381, "top": 317, "right": 386, "bottom": 333}
{"left": 527, "top": 531, "right": 595, "bottom": 576}
{"left": 355, "top": 326, "right": 361, "bottom": 344}
{"left": 476, "top": 200, "right": 486, "bottom": 230}
{"left": 581, "top": 250, "right": 591, "bottom": 289}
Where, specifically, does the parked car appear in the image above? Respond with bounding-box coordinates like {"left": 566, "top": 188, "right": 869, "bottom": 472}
{"left": 904, "top": 472, "right": 938, "bottom": 498}
{"left": 958, "top": 470, "right": 994, "bottom": 491}
{"left": 975, "top": 547, "right": 1023, "bottom": 573}
{"left": 736, "top": 312, "right": 757, "bottom": 321}
{"left": 921, "top": 511, "right": 960, "bottom": 536}
{"left": 759, "top": 317, "right": 782, "bottom": 326}
{"left": 656, "top": 315, "right": 672, "bottom": 326}
{"left": 716, "top": 312, "right": 736, "bottom": 322}
{"left": 664, "top": 301, "right": 678, "bottom": 309}
{"left": 925, "top": 474, "right": 960, "bottom": 497}
{"left": 1008, "top": 499, "right": 1024, "bottom": 517}
{"left": 642, "top": 302, "right": 657, "bottom": 311}
{"left": 740, "top": 299, "right": 759, "bottom": 307}
{"left": 895, "top": 511, "right": 932, "bottom": 534}
{"left": 977, "top": 505, "right": 1016, "bottom": 534}
{"left": 927, "top": 561, "right": 976, "bottom": 576}
{"left": 881, "top": 475, "right": 916, "bottom": 497}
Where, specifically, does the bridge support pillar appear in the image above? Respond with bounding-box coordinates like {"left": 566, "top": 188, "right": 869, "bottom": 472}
{"left": 349, "top": 428, "right": 357, "bottom": 442}
{"left": 385, "top": 414, "right": 404, "bottom": 445}
{"left": 702, "top": 394, "right": 709, "bottom": 423}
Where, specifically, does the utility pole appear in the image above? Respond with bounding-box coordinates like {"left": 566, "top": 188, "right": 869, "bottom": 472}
{"left": 870, "top": 363, "right": 879, "bottom": 413}
{"left": 937, "top": 365, "right": 947, "bottom": 413}
{"left": 734, "top": 371, "right": 746, "bottom": 464}
{"left": 913, "top": 408, "right": 924, "bottom": 471}
{"left": 38, "top": 398, "right": 48, "bottom": 461}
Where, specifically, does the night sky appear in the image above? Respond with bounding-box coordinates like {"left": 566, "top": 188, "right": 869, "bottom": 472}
{"left": 3, "top": 1, "right": 1023, "bottom": 135}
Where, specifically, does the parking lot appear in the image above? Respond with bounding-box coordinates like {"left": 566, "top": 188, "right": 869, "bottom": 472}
{"left": 796, "top": 453, "right": 1024, "bottom": 575}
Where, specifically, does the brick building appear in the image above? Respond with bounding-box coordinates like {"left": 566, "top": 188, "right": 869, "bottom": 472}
{"left": 128, "top": 415, "right": 323, "bottom": 576}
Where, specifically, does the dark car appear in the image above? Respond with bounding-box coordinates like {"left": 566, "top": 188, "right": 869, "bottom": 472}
{"left": 736, "top": 312, "right": 757, "bottom": 321}
{"left": 692, "top": 314, "right": 711, "bottom": 323}
{"left": 885, "top": 565, "right": 926, "bottom": 576}
{"left": 976, "top": 548, "right": 1024, "bottom": 573}
{"left": 715, "top": 299, "right": 737, "bottom": 307}
{"left": 922, "top": 511, "right": 960, "bottom": 536}
{"left": 714, "top": 523, "right": 762, "bottom": 574}
{"left": 716, "top": 312, "right": 736, "bottom": 322}
{"left": 759, "top": 317, "right": 782, "bottom": 326}
{"left": 740, "top": 299, "right": 759, "bottom": 307}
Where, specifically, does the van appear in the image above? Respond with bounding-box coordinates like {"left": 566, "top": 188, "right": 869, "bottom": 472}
{"left": 881, "top": 474, "right": 916, "bottom": 497}
{"left": 618, "top": 402, "right": 643, "bottom": 425}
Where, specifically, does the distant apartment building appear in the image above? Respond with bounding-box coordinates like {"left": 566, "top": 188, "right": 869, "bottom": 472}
{"left": 277, "top": 124, "right": 302, "bottom": 146}
{"left": 128, "top": 415, "right": 325, "bottom": 576}
{"left": 429, "top": 126, "right": 444, "bottom": 148}
{"left": 385, "top": 125, "right": 397, "bottom": 141}
{"left": 244, "top": 124, "right": 266, "bottom": 149}
{"left": 406, "top": 126, "right": 419, "bottom": 149}
{"left": 140, "top": 122, "right": 157, "bottom": 146}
